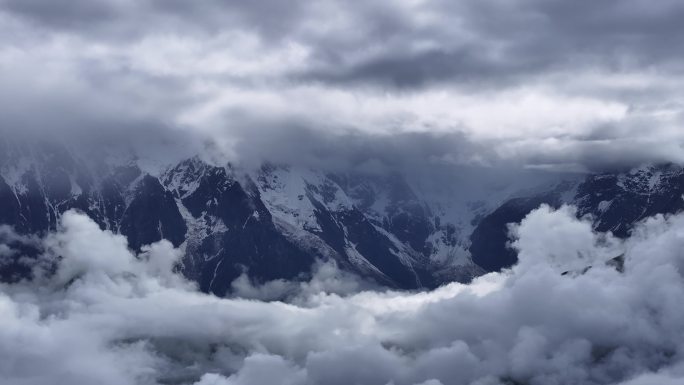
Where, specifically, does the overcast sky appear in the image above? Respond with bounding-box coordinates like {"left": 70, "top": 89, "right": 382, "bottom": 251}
{"left": 1, "top": 0, "right": 684, "bottom": 171}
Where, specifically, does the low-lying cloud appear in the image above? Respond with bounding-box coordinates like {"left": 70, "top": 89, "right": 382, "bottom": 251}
{"left": 1, "top": 205, "right": 684, "bottom": 384}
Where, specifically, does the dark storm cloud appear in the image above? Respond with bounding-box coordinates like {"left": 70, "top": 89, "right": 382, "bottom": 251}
{"left": 2, "top": 0, "right": 118, "bottom": 29}
{"left": 223, "top": 124, "right": 489, "bottom": 172}
{"left": 300, "top": 48, "right": 520, "bottom": 89}
{"left": 0, "top": 0, "right": 311, "bottom": 40}
{"left": 300, "top": 0, "right": 684, "bottom": 89}
{"left": 3, "top": 0, "right": 684, "bottom": 88}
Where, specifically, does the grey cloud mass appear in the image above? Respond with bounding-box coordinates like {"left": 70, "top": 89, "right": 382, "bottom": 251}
{"left": 2, "top": 0, "right": 684, "bottom": 171}
{"left": 2, "top": 206, "right": 684, "bottom": 384}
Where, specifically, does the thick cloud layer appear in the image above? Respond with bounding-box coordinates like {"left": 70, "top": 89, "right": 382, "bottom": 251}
{"left": 1, "top": 0, "right": 684, "bottom": 172}
{"left": 2, "top": 206, "right": 684, "bottom": 384}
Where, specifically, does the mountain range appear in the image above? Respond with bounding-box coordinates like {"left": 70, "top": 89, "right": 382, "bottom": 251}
{"left": 2, "top": 139, "right": 682, "bottom": 294}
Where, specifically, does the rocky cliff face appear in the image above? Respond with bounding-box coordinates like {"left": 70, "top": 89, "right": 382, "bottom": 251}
{"left": 0, "top": 142, "right": 485, "bottom": 293}
{"left": 2, "top": 138, "right": 681, "bottom": 291}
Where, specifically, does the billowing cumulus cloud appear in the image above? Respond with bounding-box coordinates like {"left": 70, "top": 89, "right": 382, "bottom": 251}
{"left": 1, "top": 206, "right": 684, "bottom": 384}
{"left": 1, "top": 0, "right": 684, "bottom": 172}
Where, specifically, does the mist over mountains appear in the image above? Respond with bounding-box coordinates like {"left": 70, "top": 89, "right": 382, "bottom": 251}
{"left": 7, "top": 130, "right": 684, "bottom": 283}
{"left": 4, "top": 134, "right": 684, "bottom": 295}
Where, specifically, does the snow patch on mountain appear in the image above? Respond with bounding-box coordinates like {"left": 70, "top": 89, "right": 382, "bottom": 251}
{"left": 253, "top": 166, "right": 324, "bottom": 232}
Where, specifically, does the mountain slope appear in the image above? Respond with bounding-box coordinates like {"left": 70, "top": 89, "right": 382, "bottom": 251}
{"left": 470, "top": 164, "right": 684, "bottom": 271}
{"left": 2, "top": 139, "right": 681, "bottom": 291}
{"left": 0, "top": 144, "right": 485, "bottom": 292}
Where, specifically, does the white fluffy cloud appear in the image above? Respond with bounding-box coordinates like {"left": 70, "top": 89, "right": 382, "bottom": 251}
{"left": 1, "top": 206, "right": 684, "bottom": 384}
